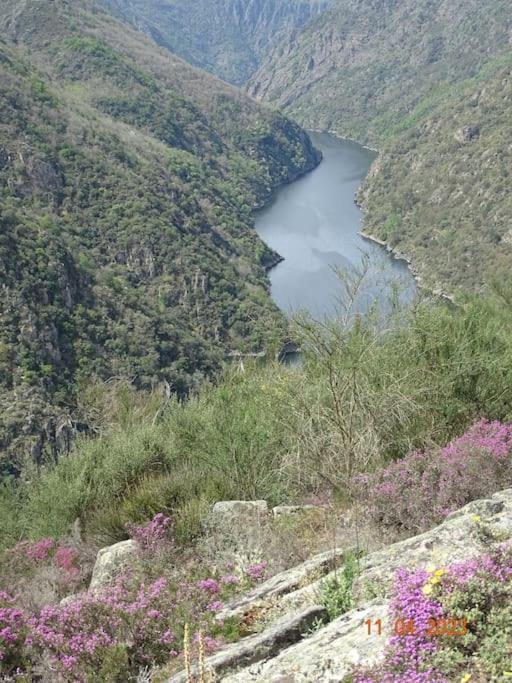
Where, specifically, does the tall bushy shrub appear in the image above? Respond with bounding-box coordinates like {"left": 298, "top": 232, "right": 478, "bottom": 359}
{"left": 358, "top": 420, "right": 512, "bottom": 532}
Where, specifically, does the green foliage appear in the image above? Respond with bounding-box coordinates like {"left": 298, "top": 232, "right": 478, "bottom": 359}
{"left": 4, "top": 285, "right": 512, "bottom": 550}
{"left": 17, "top": 365, "right": 297, "bottom": 545}
{"left": 321, "top": 552, "right": 358, "bottom": 620}
{"left": 0, "top": 0, "right": 319, "bottom": 473}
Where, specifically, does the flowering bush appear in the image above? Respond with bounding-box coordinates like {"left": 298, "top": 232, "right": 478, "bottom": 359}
{"left": 55, "top": 546, "right": 81, "bottom": 577}
{"left": 6, "top": 539, "right": 55, "bottom": 570}
{"left": 0, "top": 513, "right": 270, "bottom": 680}
{"left": 198, "top": 578, "right": 221, "bottom": 593}
{"left": 358, "top": 420, "right": 512, "bottom": 532}
{"left": 28, "top": 575, "right": 180, "bottom": 678}
{"left": 354, "top": 544, "right": 512, "bottom": 682}
{"left": 126, "top": 513, "right": 173, "bottom": 557}
{"left": 0, "top": 538, "right": 87, "bottom": 601}
{"left": 245, "top": 561, "right": 268, "bottom": 582}
{"left": 0, "top": 592, "right": 29, "bottom": 676}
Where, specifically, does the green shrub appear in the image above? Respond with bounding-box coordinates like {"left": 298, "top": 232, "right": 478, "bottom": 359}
{"left": 321, "top": 552, "right": 359, "bottom": 620}
{"left": 4, "top": 286, "right": 512, "bottom": 550}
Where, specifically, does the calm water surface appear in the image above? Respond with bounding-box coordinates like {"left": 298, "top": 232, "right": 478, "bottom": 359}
{"left": 255, "top": 132, "right": 416, "bottom": 319}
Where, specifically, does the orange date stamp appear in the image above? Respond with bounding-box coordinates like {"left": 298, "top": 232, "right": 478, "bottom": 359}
{"left": 365, "top": 617, "right": 469, "bottom": 637}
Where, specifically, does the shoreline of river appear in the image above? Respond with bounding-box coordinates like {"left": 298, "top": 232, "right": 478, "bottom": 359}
{"left": 307, "top": 128, "right": 379, "bottom": 154}
{"left": 359, "top": 229, "right": 455, "bottom": 305}
{"left": 309, "top": 128, "right": 456, "bottom": 305}
{"left": 255, "top": 131, "right": 419, "bottom": 320}
{"left": 252, "top": 145, "right": 323, "bottom": 212}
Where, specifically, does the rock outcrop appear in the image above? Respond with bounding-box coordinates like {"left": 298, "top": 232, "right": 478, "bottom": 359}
{"left": 170, "top": 606, "right": 328, "bottom": 683}
{"left": 89, "top": 539, "right": 137, "bottom": 592}
{"left": 207, "top": 500, "right": 269, "bottom": 552}
{"left": 170, "top": 488, "right": 512, "bottom": 681}
{"left": 454, "top": 125, "right": 480, "bottom": 143}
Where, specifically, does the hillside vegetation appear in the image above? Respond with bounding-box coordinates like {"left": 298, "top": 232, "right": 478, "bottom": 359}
{"left": 0, "top": 0, "right": 320, "bottom": 475}
{"left": 2, "top": 284, "right": 512, "bottom": 678}
{"left": 101, "top": 0, "right": 332, "bottom": 85}
{"left": 248, "top": 0, "right": 512, "bottom": 294}
{"left": 4, "top": 281, "right": 512, "bottom": 550}
{"left": 2, "top": 2, "right": 512, "bottom": 678}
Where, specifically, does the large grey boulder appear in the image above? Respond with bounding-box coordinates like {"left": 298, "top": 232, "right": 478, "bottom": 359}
{"left": 169, "top": 605, "right": 328, "bottom": 683}
{"left": 89, "top": 539, "right": 137, "bottom": 592}
{"left": 207, "top": 500, "right": 269, "bottom": 551}
{"left": 170, "top": 489, "right": 512, "bottom": 682}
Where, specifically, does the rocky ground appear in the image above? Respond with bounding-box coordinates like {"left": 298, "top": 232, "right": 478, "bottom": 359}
{"left": 150, "top": 490, "right": 512, "bottom": 681}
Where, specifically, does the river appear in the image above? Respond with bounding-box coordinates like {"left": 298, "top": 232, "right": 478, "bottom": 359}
{"left": 255, "top": 132, "right": 416, "bottom": 320}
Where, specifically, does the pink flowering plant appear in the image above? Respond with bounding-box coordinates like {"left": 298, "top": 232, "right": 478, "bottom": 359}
{"left": 353, "top": 543, "right": 512, "bottom": 682}
{"left": 0, "top": 513, "right": 270, "bottom": 680}
{"left": 358, "top": 420, "right": 512, "bottom": 532}
{"left": 0, "top": 591, "right": 29, "bottom": 676}
{"left": 126, "top": 512, "right": 174, "bottom": 557}
{"left": 0, "top": 538, "right": 87, "bottom": 602}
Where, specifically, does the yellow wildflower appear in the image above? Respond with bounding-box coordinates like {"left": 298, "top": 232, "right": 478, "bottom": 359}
{"left": 460, "top": 675, "right": 471, "bottom": 683}
{"left": 430, "top": 576, "right": 441, "bottom": 585}
{"left": 434, "top": 568, "right": 447, "bottom": 577}
{"left": 422, "top": 584, "right": 433, "bottom": 596}
{"left": 471, "top": 514, "right": 481, "bottom": 523}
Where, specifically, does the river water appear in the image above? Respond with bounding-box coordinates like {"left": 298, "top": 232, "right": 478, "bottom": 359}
{"left": 255, "top": 132, "right": 416, "bottom": 320}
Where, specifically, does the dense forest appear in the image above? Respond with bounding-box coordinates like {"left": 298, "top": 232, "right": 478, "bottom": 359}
{"left": 0, "top": 0, "right": 320, "bottom": 475}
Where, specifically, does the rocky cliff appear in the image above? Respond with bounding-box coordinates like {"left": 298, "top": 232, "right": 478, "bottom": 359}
{"left": 101, "top": 0, "right": 332, "bottom": 85}
{"left": 167, "top": 489, "right": 512, "bottom": 681}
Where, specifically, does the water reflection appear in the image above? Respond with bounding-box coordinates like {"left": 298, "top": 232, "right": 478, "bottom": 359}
{"left": 255, "top": 132, "right": 416, "bottom": 321}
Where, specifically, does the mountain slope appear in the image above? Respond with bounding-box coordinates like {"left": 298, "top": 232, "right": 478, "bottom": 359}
{"left": 0, "top": 0, "right": 320, "bottom": 474}
{"left": 358, "top": 58, "right": 512, "bottom": 293}
{"left": 249, "top": 0, "right": 512, "bottom": 143}
{"left": 248, "top": 0, "right": 512, "bottom": 294}
{"left": 101, "top": 0, "right": 332, "bottom": 85}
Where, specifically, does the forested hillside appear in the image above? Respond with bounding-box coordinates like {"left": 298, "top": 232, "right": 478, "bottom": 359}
{"left": 102, "top": 0, "right": 331, "bottom": 85}
{"left": 0, "top": 0, "right": 320, "bottom": 475}
{"left": 249, "top": 0, "right": 512, "bottom": 294}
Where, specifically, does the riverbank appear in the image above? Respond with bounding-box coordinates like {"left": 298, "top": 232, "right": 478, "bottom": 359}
{"left": 254, "top": 131, "right": 416, "bottom": 319}
{"left": 359, "top": 229, "right": 456, "bottom": 305}
{"left": 310, "top": 128, "right": 456, "bottom": 306}
{"left": 307, "top": 128, "right": 379, "bottom": 154}
{"left": 251, "top": 142, "right": 323, "bottom": 212}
